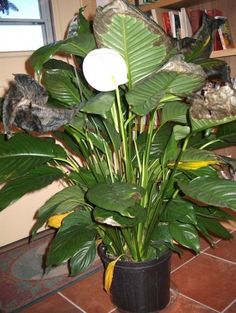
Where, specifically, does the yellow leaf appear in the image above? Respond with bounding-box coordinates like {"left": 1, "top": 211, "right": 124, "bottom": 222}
{"left": 168, "top": 160, "right": 220, "bottom": 170}
{"left": 47, "top": 211, "right": 73, "bottom": 229}
{"left": 104, "top": 256, "right": 121, "bottom": 293}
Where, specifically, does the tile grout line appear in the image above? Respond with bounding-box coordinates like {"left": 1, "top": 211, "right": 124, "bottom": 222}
{"left": 171, "top": 255, "right": 197, "bottom": 273}
{"left": 107, "top": 307, "right": 118, "bottom": 313}
{"left": 221, "top": 298, "right": 236, "bottom": 313}
{"left": 57, "top": 292, "right": 87, "bottom": 313}
{"left": 202, "top": 251, "right": 236, "bottom": 265}
{"left": 179, "top": 292, "right": 220, "bottom": 313}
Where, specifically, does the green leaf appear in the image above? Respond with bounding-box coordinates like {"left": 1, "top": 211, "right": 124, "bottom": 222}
{"left": 151, "top": 123, "right": 173, "bottom": 158}
{"left": 46, "top": 211, "right": 96, "bottom": 266}
{"left": 69, "top": 169, "right": 99, "bottom": 189}
{"left": 70, "top": 240, "right": 97, "bottom": 276}
{"left": 31, "top": 186, "right": 85, "bottom": 235}
{"left": 0, "top": 167, "right": 63, "bottom": 211}
{"left": 0, "top": 133, "right": 67, "bottom": 183}
{"left": 197, "top": 216, "right": 232, "bottom": 240}
{"left": 43, "top": 69, "right": 81, "bottom": 106}
{"left": 195, "top": 58, "right": 227, "bottom": 71}
{"left": 93, "top": 204, "right": 145, "bottom": 227}
{"left": 87, "top": 182, "right": 145, "bottom": 217}
{"left": 94, "top": 0, "right": 173, "bottom": 87}
{"left": 216, "top": 120, "right": 236, "bottom": 145}
{"left": 162, "top": 132, "right": 178, "bottom": 165}
{"left": 178, "top": 177, "right": 236, "bottom": 211}
{"left": 86, "top": 131, "right": 112, "bottom": 157}
{"left": 127, "top": 64, "right": 205, "bottom": 115}
{"left": 30, "top": 34, "right": 96, "bottom": 74}
{"left": 180, "top": 148, "right": 217, "bottom": 162}
{"left": 81, "top": 92, "right": 115, "bottom": 115}
{"left": 30, "top": 42, "right": 62, "bottom": 75}
{"left": 194, "top": 206, "right": 235, "bottom": 221}
{"left": 161, "top": 101, "right": 188, "bottom": 124}
{"left": 53, "top": 131, "right": 83, "bottom": 156}
{"left": 191, "top": 115, "right": 236, "bottom": 132}
{"left": 103, "top": 118, "right": 121, "bottom": 152}
{"left": 60, "top": 34, "right": 96, "bottom": 57}
{"left": 163, "top": 199, "right": 197, "bottom": 225}
{"left": 173, "top": 125, "right": 190, "bottom": 140}
{"left": 169, "top": 222, "right": 200, "bottom": 253}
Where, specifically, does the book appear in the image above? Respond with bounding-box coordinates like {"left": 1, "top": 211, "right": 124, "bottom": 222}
{"left": 207, "top": 9, "right": 223, "bottom": 51}
{"left": 189, "top": 9, "right": 204, "bottom": 35}
{"left": 151, "top": 9, "right": 158, "bottom": 23}
{"left": 217, "top": 17, "right": 235, "bottom": 49}
{"left": 161, "top": 11, "right": 172, "bottom": 36}
{"left": 169, "top": 10, "right": 181, "bottom": 39}
{"left": 179, "top": 7, "right": 192, "bottom": 38}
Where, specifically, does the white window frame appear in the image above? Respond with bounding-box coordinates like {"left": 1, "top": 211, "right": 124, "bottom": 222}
{"left": 0, "top": 0, "right": 55, "bottom": 50}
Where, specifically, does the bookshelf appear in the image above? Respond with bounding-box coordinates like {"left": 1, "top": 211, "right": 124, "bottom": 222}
{"left": 138, "top": 0, "right": 236, "bottom": 76}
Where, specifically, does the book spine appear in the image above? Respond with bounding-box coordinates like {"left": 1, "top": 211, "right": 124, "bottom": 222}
{"left": 189, "top": 9, "right": 203, "bottom": 35}
{"left": 162, "top": 12, "right": 172, "bottom": 37}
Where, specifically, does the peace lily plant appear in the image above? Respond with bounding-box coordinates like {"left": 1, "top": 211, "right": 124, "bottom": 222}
{"left": 1, "top": 0, "right": 236, "bottom": 277}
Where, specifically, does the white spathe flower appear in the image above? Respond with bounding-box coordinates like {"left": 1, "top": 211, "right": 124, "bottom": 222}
{"left": 83, "top": 48, "right": 128, "bottom": 92}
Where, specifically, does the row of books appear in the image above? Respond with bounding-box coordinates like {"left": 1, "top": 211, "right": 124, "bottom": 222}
{"left": 150, "top": 7, "right": 235, "bottom": 51}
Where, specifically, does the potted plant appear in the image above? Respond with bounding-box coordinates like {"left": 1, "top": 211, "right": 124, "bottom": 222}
{"left": 1, "top": 1, "right": 236, "bottom": 312}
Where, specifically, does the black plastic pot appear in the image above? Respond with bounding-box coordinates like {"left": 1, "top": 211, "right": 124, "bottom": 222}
{"left": 98, "top": 244, "right": 172, "bottom": 313}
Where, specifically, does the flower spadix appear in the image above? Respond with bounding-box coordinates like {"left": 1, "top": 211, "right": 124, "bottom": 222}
{"left": 83, "top": 48, "right": 128, "bottom": 91}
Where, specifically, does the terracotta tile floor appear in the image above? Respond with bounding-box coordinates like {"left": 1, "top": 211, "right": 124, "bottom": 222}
{"left": 21, "top": 228, "right": 236, "bottom": 313}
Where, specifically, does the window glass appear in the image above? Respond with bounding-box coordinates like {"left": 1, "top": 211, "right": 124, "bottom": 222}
{"left": 0, "top": 0, "right": 54, "bottom": 52}
{"left": 0, "top": 0, "right": 41, "bottom": 19}
{"left": 0, "top": 25, "right": 44, "bottom": 52}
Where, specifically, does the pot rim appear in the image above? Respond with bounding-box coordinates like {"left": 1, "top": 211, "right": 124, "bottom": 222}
{"left": 98, "top": 243, "right": 172, "bottom": 268}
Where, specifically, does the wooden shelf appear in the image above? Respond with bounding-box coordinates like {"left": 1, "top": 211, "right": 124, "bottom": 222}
{"left": 211, "top": 48, "right": 236, "bottom": 58}
{"left": 138, "top": 0, "right": 204, "bottom": 12}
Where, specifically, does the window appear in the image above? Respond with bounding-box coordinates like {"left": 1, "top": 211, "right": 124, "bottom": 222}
{"left": 0, "top": 0, "right": 54, "bottom": 52}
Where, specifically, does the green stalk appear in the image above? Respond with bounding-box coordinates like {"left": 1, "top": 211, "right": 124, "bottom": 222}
{"left": 121, "top": 228, "right": 138, "bottom": 261}
{"left": 115, "top": 87, "right": 132, "bottom": 182}
{"left": 137, "top": 111, "right": 156, "bottom": 250}
{"left": 143, "top": 136, "right": 190, "bottom": 256}
{"left": 104, "top": 143, "right": 115, "bottom": 183}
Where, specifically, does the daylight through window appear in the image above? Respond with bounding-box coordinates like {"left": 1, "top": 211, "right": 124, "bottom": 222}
{"left": 0, "top": 0, "right": 54, "bottom": 52}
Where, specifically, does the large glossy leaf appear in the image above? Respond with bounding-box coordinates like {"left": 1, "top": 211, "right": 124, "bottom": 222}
{"left": 93, "top": 204, "right": 145, "bottom": 227}
{"left": 30, "top": 34, "right": 96, "bottom": 75}
{"left": 87, "top": 182, "right": 145, "bottom": 216}
{"left": 46, "top": 211, "right": 96, "bottom": 266}
{"left": 30, "top": 42, "right": 62, "bottom": 75}
{"left": 180, "top": 148, "right": 217, "bottom": 161}
{"left": 169, "top": 222, "right": 200, "bottom": 253}
{"left": 216, "top": 120, "right": 236, "bottom": 145}
{"left": 94, "top": 0, "right": 173, "bottom": 87}
{"left": 161, "top": 101, "right": 188, "bottom": 125}
{"left": 197, "top": 216, "right": 232, "bottom": 239}
{"left": 178, "top": 177, "right": 236, "bottom": 211}
{"left": 81, "top": 92, "right": 115, "bottom": 115}
{"left": 0, "top": 167, "right": 63, "bottom": 211}
{"left": 127, "top": 63, "right": 205, "bottom": 115}
{"left": 43, "top": 69, "right": 81, "bottom": 106}
{"left": 31, "top": 186, "right": 85, "bottom": 234}
{"left": 70, "top": 240, "right": 97, "bottom": 276}
{"left": 194, "top": 205, "right": 235, "bottom": 221}
{"left": 59, "top": 34, "right": 96, "bottom": 56}
{"left": 0, "top": 134, "right": 67, "bottom": 183}
{"left": 191, "top": 115, "right": 236, "bottom": 132}
{"left": 150, "top": 123, "right": 173, "bottom": 158}
{"left": 162, "top": 199, "right": 197, "bottom": 225}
